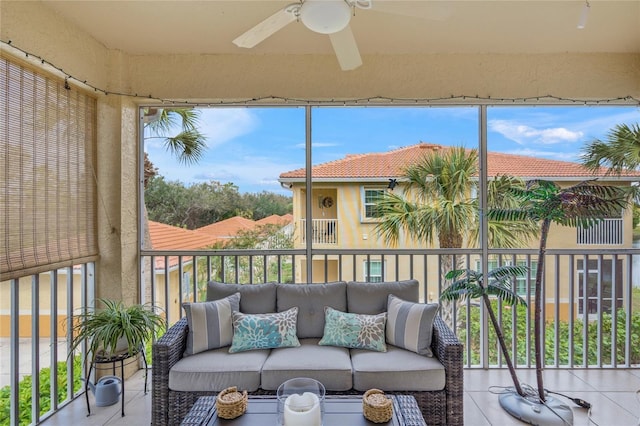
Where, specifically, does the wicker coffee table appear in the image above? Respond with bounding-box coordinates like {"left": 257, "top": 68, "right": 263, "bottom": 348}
{"left": 181, "top": 394, "right": 427, "bottom": 426}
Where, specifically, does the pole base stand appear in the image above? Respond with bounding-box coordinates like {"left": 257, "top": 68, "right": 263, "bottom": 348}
{"left": 499, "top": 391, "right": 573, "bottom": 425}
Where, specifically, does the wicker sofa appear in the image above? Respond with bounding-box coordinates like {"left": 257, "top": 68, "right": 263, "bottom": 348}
{"left": 152, "top": 280, "right": 463, "bottom": 425}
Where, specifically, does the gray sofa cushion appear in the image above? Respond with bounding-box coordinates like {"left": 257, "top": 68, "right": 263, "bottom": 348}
{"left": 168, "top": 346, "right": 269, "bottom": 392}
{"left": 276, "top": 282, "right": 347, "bottom": 338}
{"left": 261, "top": 338, "right": 353, "bottom": 391}
{"left": 346, "top": 280, "right": 419, "bottom": 314}
{"left": 350, "top": 344, "right": 446, "bottom": 392}
{"left": 207, "top": 281, "right": 276, "bottom": 313}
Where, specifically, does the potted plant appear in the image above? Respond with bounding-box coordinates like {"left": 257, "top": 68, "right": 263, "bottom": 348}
{"left": 483, "top": 179, "right": 630, "bottom": 425}
{"left": 69, "top": 299, "right": 166, "bottom": 360}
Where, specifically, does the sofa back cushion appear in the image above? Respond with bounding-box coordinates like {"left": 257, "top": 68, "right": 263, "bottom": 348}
{"left": 207, "top": 281, "right": 276, "bottom": 313}
{"left": 277, "top": 282, "right": 347, "bottom": 338}
{"left": 346, "top": 280, "right": 419, "bottom": 314}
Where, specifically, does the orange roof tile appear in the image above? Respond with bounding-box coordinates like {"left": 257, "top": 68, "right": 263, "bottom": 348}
{"left": 148, "top": 221, "right": 221, "bottom": 271}
{"left": 196, "top": 216, "right": 256, "bottom": 238}
{"left": 148, "top": 221, "right": 220, "bottom": 250}
{"left": 256, "top": 214, "right": 293, "bottom": 226}
{"left": 279, "top": 142, "right": 640, "bottom": 180}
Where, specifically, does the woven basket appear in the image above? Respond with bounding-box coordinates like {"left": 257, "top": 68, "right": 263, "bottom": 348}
{"left": 215, "top": 387, "right": 248, "bottom": 420}
{"left": 363, "top": 388, "right": 393, "bottom": 423}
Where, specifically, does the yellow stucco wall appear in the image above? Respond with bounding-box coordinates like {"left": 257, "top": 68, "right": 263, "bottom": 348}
{"left": 0, "top": 271, "right": 83, "bottom": 337}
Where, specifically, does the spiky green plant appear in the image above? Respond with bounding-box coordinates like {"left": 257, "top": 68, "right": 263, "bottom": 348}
{"left": 442, "top": 266, "right": 528, "bottom": 397}
{"left": 69, "top": 299, "right": 165, "bottom": 361}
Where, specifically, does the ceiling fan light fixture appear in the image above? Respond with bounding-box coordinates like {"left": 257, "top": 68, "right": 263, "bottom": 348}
{"left": 300, "top": 0, "right": 352, "bottom": 34}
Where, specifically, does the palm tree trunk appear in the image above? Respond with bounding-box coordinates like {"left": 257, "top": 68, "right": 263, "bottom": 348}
{"left": 439, "top": 254, "right": 465, "bottom": 331}
{"left": 534, "top": 219, "right": 551, "bottom": 402}
{"left": 482, "top": 293, "right": 525, "bottom": 396}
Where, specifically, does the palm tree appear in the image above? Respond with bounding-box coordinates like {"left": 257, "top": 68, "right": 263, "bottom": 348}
{"left": 144, "top": 108, "right": 207, "bottom": 167}
{"left": 487, "top": 179, "right": 630, "bottom": 403}
{"left": 581, "top": 123, "right": 640, "bottom": 175}
{"left": 373, "top": 146, "right": 538, "bottom": 325}
{"left": 441, "top": 266, "right": 528, "bottom": 397}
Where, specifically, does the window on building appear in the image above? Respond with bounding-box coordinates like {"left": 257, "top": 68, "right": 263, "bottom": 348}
{"left": 577, "top": 258, "right": 623, "bottom": 316}
{"left": 363, "top": 188, "right": 385, "bottom": 220}
{"left": 364, "top": 260, "right": 384, "bottom": 282}
{"left": 476, "top": 258, "right": 536, "bottom": 296}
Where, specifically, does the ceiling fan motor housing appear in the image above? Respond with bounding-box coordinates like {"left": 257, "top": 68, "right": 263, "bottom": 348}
{"left": 300, "top": 0, "right": 352, "bottom": 34}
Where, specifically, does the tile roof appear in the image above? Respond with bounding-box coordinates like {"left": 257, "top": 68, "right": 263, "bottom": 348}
{"left": 148, "top": 221, "right": 221, "bottom": 270}
{"left": 148, "top": 221, "right": 220, "bottom": 250}
{"left": 148, "top": 215, "right": 292, "bottom": 270}
{"left": 196, "top": 216, "right": 257, "bottom": 238}
{"left": 279, "top": 142, "right": 640, "bottom": 180}
{"left": 256, "top": 214, "right": 293, "bottom": 226}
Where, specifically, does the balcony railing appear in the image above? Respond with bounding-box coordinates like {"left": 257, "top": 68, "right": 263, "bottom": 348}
{"left": 1, "top": 263, "right": 94, "bottom": 426}
{"left": 3, "top": 248, "right": 638, "bottom": 425}
{"left": 299, "top": 219, "right": 338, "bottom": 245}
{"left": 577, "top": 218, "right": 624, "bottom": 245}
{"left": 141, "top": 247, "right": 639, "bottom": 369}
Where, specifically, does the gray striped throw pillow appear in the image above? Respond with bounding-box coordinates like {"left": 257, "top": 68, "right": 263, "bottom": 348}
{"left": 182, "top": 292, "right": 240, "bottom": 356}
{"left": 386, "top": 294, "right": 439, "bottom": 357}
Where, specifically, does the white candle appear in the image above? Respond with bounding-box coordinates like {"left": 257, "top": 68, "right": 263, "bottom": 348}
{"left": 283, "top": 392, "right": 321, "bottom": 426}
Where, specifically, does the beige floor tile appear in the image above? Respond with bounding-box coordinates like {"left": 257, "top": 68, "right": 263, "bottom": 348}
{"left": 574, "top": 392, "right": 639, "bottom": 426}
{"left": 570, "top": 369, "right": 640, "bottom": 392}
{"left": 463, "top": 392, "right": 492, "bottom": 426}
{"left": 465, "top": 391, "right": 528, "bottom": 425}
{"left": 601, "top": 391, "right": 640, "bottom": 420}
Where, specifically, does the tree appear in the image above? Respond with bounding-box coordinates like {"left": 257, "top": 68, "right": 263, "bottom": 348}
{"left": 144, "top": 108, "right": 207, "bottom": 167}
{"left": 373, "top": 146, "right": 538, "bottom": 325}
{"left": 487, "top": 179, "right": 630, "bottom": 403}
{"left": 581, "top": 123, "right": 640, "bottom": 175}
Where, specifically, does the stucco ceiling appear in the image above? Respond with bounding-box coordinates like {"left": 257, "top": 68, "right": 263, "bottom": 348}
{"left": 40, "top": 0, "right": 639, "bottom": 57}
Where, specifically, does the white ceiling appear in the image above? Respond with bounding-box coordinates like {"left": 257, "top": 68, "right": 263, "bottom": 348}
{"left": 41, "top": 0, "right": 640, "bottom": 57}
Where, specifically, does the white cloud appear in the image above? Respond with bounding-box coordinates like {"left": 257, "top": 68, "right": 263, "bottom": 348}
{"left": 199, "top": 108, "right": 258, "bottom": 147}
{"left": 489, "top": 119, "right": 583, "bottom": 145}
{"left": 165, "top": 155, "right": 301, "bottom": 193}
{"left": 504, "top": 148, "right": 578, "bottom": 162}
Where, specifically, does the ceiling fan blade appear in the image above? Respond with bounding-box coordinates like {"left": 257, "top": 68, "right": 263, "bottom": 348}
{"left": 329, "top": 26, "right": 362, "bottom": 71}
{"left": 232, "top": 6, "right": 297, "bottom": 48}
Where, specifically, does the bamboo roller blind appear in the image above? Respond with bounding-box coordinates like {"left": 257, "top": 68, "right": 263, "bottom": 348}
{"left": 1, "top": 56, "right": 98, "bottom": 281}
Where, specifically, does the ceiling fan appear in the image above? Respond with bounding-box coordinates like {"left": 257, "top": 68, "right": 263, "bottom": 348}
{"left": 232, "top": 0, "right": 374, "bottom": 71}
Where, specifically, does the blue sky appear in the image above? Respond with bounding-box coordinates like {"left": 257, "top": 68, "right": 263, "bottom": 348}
{"left": 144, "top": 105, "right": 639, "bottom": 194}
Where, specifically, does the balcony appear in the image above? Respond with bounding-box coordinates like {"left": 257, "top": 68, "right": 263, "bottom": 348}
{"left": 3, "top": 248, "right": 640, "bottom": 425}
{"left": 3, "top": 1, "right": 640, "bottom": 424}
{"left": 299, "top": 219, "right": 338, "bottom": 245}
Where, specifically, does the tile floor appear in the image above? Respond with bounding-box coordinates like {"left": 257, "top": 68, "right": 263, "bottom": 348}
{"left": 41, "top": 368, "right": 640, "bottom": 425}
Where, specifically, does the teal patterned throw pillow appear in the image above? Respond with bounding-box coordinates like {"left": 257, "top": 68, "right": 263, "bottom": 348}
{"left": 319, "top": 307, "right": 387, "bottom": 352}
{"left": 229, "top": 307, "right": 300, "bottom": 353}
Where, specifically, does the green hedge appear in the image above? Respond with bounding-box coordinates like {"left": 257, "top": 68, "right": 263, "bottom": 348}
{"left": 459, "top": 302, "right": 640, "bottom": 366}
{"left": 0, "top": 355, "right": 82, "bottom": 426}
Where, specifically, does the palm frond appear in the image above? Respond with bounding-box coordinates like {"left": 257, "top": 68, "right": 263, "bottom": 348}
{"left": 581, "top": 123, "right": 640, "bottom": 175}
{"left": 163, "top": 130, "right": 207, "bottom": 165}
